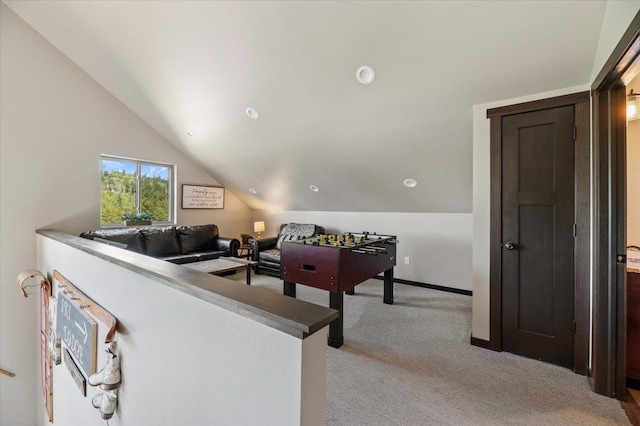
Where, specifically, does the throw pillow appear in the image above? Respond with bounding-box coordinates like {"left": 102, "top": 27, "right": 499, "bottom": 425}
{"left": 276, "top": 234, "right": 303, "bottom": 250}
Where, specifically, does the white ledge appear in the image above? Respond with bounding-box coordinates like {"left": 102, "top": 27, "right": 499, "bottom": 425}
{"left": 37, "top": 229, "right": 339, "bottom": 339}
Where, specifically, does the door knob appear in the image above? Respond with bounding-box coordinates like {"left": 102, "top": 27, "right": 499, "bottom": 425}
{"left": 504, "top": 242, "right": 516, "bottom": 250}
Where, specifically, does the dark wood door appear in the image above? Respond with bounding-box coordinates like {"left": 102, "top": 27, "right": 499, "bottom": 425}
{"left": 501, "top": 105, "right": 575, "bottom": 369}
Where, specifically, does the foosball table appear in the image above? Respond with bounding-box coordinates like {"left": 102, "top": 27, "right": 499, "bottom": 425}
{"left": 281, "top": 232, "right": 398, "bottom": 348}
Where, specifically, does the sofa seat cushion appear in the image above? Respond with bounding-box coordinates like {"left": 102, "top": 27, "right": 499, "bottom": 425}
{"left": 140, "top": 226, "right": 180, "bottom": 256}
{"left": 177, "top": 224, "right": 219, "bottom": 254}
{"left": 80, "top": 229, "right": 144, "bottom": 253}
{"left": 258, "top": 257, "right": 281, "bottom": 272}
{"left": 259, "top": 248, "right": 281, "bottom": 264}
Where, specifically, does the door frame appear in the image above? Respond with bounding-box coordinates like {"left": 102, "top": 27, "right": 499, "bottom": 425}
{"left": 486, "top": 91, "right": 591, "bottom": 374}
{"left": 591, "top": 11, "right": 640, "bottom": 398}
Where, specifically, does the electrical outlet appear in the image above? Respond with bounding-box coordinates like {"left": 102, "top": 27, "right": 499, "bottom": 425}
{"left": 404, "top": 256, "right": 411, "bottom": 265}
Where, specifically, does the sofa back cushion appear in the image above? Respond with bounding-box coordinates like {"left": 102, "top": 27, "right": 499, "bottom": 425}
{"left": 276, "top": 223, "right": 318, "bottom": 250}
{"left": 176, "top": 224, "right": 219, "bottom": 254}
{"left": 79, "top": 228, "right": 145, "bottom": 253}
{"left": 140, "top": 226, "right": 180, "bottom": 256}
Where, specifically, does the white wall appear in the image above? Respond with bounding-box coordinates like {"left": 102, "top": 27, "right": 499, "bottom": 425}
{"left": 37, "top": 235, "right": 327, "bottom": 426}
{"left": 471, "top": 85, "right": 589, "bottom": 341}
{"left": 252, "top": 211, "right": 472, "bottom": 291}
{"left": 591, "top": 1, "right": 640, "bottom": 83}
{"left": 0, "top": 6, "right": 251, "bottom": 425}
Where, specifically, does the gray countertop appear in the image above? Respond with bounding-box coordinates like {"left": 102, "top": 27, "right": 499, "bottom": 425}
{"left": 37, "top": 229, "right": 339, "bottom": 339}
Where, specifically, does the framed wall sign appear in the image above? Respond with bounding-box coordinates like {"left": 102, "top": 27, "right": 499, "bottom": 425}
{"left": 56, "top": 291, "right": 98, "bottom": 377}
{"left": 181, "top": 184, "right": 224, "bottom": 209}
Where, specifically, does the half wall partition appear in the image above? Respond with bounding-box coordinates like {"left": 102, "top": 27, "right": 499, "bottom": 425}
{"left": 36, "top": 230, "right": 337, "bottom": 426}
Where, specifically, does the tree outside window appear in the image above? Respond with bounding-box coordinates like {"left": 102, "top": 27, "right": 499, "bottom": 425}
{"left": 101, "top": 156, "right": 174, "bottom": 226}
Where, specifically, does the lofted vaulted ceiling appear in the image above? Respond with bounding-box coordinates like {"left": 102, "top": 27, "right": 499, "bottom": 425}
{"left": 3, "top": 1, "right": 607, "bottom": 213}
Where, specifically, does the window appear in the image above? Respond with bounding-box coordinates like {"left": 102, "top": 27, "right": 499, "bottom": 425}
{"left": 101, "top": 155, "right": 174, "bottom": 226}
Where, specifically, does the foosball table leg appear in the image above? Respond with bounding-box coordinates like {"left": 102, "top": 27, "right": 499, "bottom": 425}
{"left": 345, "top": 288, "right": 355, "bottom": 295}
{"left": 283, "top": 281, "right": 297, "bottom": 298}
{"left": 383, "top": 268, "right": 394, "bottom": 304}
{"left": 328, "top": 292, "right": 344, "bottom": 348}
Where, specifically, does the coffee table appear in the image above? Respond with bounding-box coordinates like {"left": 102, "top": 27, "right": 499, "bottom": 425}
{"left": 183, "top": 257, "right": 257, "bottom": 284}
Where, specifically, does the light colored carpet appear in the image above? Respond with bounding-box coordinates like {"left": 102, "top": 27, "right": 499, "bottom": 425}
{"left": 229, "top": 272, "right": 629, "bottom": 425}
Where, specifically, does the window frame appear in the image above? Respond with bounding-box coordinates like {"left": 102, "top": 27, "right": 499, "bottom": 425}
{"left": 100, "top": 154, "right": 176, "bottom": 228}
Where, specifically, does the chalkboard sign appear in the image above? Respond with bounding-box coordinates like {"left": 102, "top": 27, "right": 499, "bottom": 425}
{"left": 56, "top": 291, "right": 97, "bottom": 377}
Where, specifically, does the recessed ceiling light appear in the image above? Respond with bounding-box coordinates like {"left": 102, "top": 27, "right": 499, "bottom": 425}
{"left": 309, "top": 185, "right": 320, "bottom": 192}
{"left": 186, "top": 130, "right": 196, "bottom": 138}
{"left": 246, "top": 108, "right": 259, "bottom": 120}
{"left": 403, "top": 179, "right": 418, "bottom": 188}
{"left": 248, "top": 188, "right": 257, "bottom": 194}
{"left": 356, "top": 65, "right": 375, "bottom": 85}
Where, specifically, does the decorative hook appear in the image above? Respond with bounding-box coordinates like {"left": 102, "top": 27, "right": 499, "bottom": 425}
{"left": 17, "top": 270, "right": 50, "bottom": 298}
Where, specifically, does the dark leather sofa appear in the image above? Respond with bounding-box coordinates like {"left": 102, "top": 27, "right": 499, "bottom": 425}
{"left": 80, "top": 224, "right": 240, "bottom": 264}
{"left": 250, "top": 223, "right": 325, "bottom": 277}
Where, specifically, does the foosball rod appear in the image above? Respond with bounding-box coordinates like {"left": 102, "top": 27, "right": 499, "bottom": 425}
{"left": 351, "top": 249, "right": 378, "bottom": 255}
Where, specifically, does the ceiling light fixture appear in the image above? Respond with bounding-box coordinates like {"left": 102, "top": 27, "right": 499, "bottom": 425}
{"left": 309, "top": 185, "right": 320, "bottom": 192}
{"left": 628, "top": 89, "right": 640, "bottom": 121}
{"left": 403, "top": 178, "right": 418, "bottom": 188}
{"left": 246, "top": 108, "right": 259, "bottom": 120}
{"left": 186, "top": 130, "right": 196, "bottom": 138}
{"left": 356, "top": 65, "right": 376, "bottom": 85}
{"left": 248, "top": 188, "right": 257, "bottom": 194}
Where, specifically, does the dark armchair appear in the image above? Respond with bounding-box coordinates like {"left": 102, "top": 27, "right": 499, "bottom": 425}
{"left": 250, "top": 223, "right": 325, "bottom": 277}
